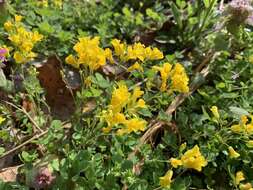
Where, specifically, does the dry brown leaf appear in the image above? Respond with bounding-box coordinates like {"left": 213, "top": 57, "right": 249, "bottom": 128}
{"left": 102, "top": 64, "right": 124, "bottom": 76}
{"left": 0, "top": 166, "right": 19, "bottom": 182}
{"left": 82, "top": 99, "right": 96, "bottom": 114}
{"left": 37, "top": 55, "right": 76, "bottom": 120}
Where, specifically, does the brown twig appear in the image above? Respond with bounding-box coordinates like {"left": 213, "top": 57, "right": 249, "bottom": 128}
{"left": 0, "top": 122, "right": 71, "bottom": 160}
{"left": 0, "top": 130, "right": 48, "bottom": 160}
{"left": 4, "top": 101, "right": 44, "bottom": 133}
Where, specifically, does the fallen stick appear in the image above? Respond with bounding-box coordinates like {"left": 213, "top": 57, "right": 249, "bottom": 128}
{"left": 0, "top": 130, "right": 48, "bottom": 160}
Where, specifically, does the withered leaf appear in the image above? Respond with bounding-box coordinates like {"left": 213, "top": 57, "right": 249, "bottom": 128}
{"left": 37, "top": 55, "right": 76, "bottom": 120}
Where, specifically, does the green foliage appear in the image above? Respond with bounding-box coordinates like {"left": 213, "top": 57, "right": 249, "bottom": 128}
{"left": 1, "top": 0, "right": 253, "bottom": 190}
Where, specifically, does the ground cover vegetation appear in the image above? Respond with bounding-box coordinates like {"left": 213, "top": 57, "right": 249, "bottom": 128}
{"left": 1, "top": 0, "right": 253, "bottom": 189}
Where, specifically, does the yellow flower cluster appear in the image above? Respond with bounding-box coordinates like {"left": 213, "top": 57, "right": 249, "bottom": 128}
{"left": 66, "top": 37, "right": 164, "bottom": 73}
{"left": 102, "top": 82, "right": 147, "bottom": 135}
{"left": 153, "top": 63, "right": 189, "bottom": 93}
{"left": 111, "top": 39, "right": 164, "bottom": 62}
{"left": 4, "top": 15, "right": 43, "bottom": 64}
{"left": 170, "top": 145, "right": 207, "bottom": 172}
{"left": 231, "top": 115, "right": 253, "bottom": 134}
{"left": 235, "top": 171, "right": 253, "bottom": 190}
{"left": 65, "top": 37, "right": 112, "bottom": 70}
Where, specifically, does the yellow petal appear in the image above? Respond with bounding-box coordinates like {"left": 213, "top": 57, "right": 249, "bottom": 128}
{"left": 0, "top": 117, "right": 6, "bottom": 124}
{"left": 170, "top": 158, "right": 182, "bottom": 168}
{"left": 235, "top": 171, "right": 245, "bottom": 185}
{"left": 246, "top": 140, "right": 253, "bottom": 148}
{"left": 228, "top": 146, "right": 240, "bottom": 159}
{"left": 15, "top": 15, "right": 23, "bottom": 22}
{"left": 210, "top": 106, "right": 220, "bottom": 119}
{"left": 159, "top": 170, "right": 173, "bottom": 187}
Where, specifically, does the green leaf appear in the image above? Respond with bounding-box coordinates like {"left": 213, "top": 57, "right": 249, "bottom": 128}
{"left": 138, "top": 108, "right": 153, "bottom": 118}
{"left": 170, "top": 2, "right": 183, "bottom": 29}
{"left": 50, "top": 159, "right": 60, "bottom": 171}
{"left": 90, "top": 87, "right": 102, "bottom": 97}
{"left": 121, "top": 160, "right": 133, "bottom": 171}
{"left": 51, "top": 120, "right": 62, "bottom": 130}
{"left": 0, "top": 68, "right": 13, "bottom": 92}
{"left": 229, "top": 106, "right": 249, "bottom": 116}
{"left": 0, "top": 147, "right": 5, "bottom": 156}
{"left": 203, "top": 0, "right": 210, "bottom": 8}
{"left": 216, "top": 82, "right": 226, "bottom": 89}
{"left": 95, "top": 73, "right": 110, "bottom": 88}
{"left": 21, "top": 151, "right": 38, "bottom": 163}
{"left": 38, "top": 21, "right": 55, "bottom": 34}
{"left": 158, "top": 110, "right": 172, "bottom": 122}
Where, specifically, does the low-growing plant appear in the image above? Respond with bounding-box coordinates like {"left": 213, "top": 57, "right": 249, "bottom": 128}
{"left": 1, "top": 0, "right": 253, "bottom": 190}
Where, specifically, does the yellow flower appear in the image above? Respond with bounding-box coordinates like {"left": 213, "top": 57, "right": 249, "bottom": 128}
{"left": 240, "top": 183, "right": 253, "bottom": 190}
{"left": 179, "top": 142, "right": 187, "bottom": 152}
{"left": 126, "top": 86, "right": 147, "bottom": 113}
{"left": 126, "top": 43, "right": 146, "bottom": 61}
{"left": 32, "top": 31, "right": 44, "bottom": 42}
{"left": 103, "top": 110, "right": 126, "bottom": 129}
{"left": 170, "top": 158, "right": 182, "bottom": 168}
{"left": 159, "top": 170, "right": 173, "bottom": 187}
{"left": 246, "top": 140, "right": 253, "bottom": 148}
{"left": 144, "top": 46, "right": 164, "bottom": 60}
{"left": 102, "top": 81, "right": 147, "bottom": 135}
{"left": 110, "top": 83, "right": 130, "bottom": 113}
{"left": 153, "top": 62, "right": 172, "bottom": 92}
{"left": 230, "top": 115, "right": 253, "bottom": 134}
{"left": 210, "top": 106, "right": 220, "bottom": 119}
{"left": 13, "top": 51, "right": 26, "bottom": 64}
{"left": 149, "top": 47, "right": 164, "bottom": 60}
{"left": 102, "top": 126, "right": 112, "bottom": 133}
{"left": 6, "top": 20, "right": 43, "bottom": 64}
{"left": 241, "top": 115, "right": 248, "bottom": 124}
{"left": 84, "top": 76, "right": 92, "bottom": 87}
{"left": 228, "top": 146, "right": 240, "bottom": 159}
{"left": 21, "top": 42, "right": 33, "bottom": 52}
{"left": 15, "top": 15, "right": 23, "bottom": 22}
{"left": 53, "top": 0, "right": 63, "bottom": 8}
{"left": 132, "top": 86, "right": 144, "bottom": 101}
{"left": 111, "top": 39, "right": 126, "bottom": 59}
{"left": 180, "top": 145, "right": 207, "bottom": 172}
{"left": 105, "top": 48, "right": 114, "bottom": 64}
{"left": 4, "top": 21, "right": 14, "bottom": 31}
{"left": 170, "top": 145, "right": 207, "bottom": 172}
{"left": 231, "top": 124, "right": 244, "bottom": 133}
{"left": 69, "top": 36, "right": 106, "bottom": 70}
{"left": 170, "top": 63, "right": 189, "bottom": 93}
{"left": 246, "top": 124, "right": 253, "bottom": 134}
{"left": 136, "top": 99, "right": 146, "bottom": 108}
{"left": 0, "top": 117, "right": 6, "bottom": 124}
{"left": 117, "top": 118, "right": 146, "bottom": 135}
{"left": 249, "top": 55, "right": 253, "bottom": 64}
{"left": 127, "top": 62, "right": 144, "bottom": 72}
{"left": 113, "top": 112, "right": 127, "bottom": 124}
{"left": 235, "top": 171, "right": 245, "bottom": 185}
{"left": 42, "top": 0, "right": 48, "bottom": 7}
{"left": 65, "top": 54, "right": 79, "bottom": 68}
